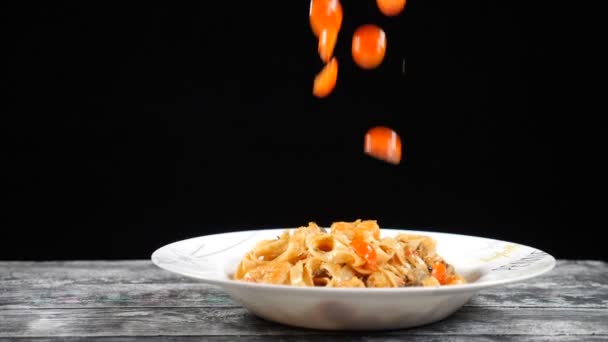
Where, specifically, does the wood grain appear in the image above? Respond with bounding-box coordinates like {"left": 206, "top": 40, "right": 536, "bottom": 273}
{"left": 1, "top": 261, "right": 606, "bottom": 309}
{"left": 0, "top": 336, "right": 607, "bottom": 342}
{"left": 1, "top": 307, "right": 606, "bottom": 337}
{"left": 0, "top": 260, "right": 606, "bottom": 340}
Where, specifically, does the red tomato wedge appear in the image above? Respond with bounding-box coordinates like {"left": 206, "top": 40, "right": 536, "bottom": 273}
{"left": 309, "top": 0, "right": 343, "bottom": 38}
{"left": 364, "top": 126, "right": 402, "bottom": 164}
{"left": 352, "top": 24, "right": 387, "bottom": 70}
{"left": 351, "top": 238, "right": 378, "bottom": 270}
{"left": 313, "top": 57, "right": 338, "bottom": 98}
{"left": 318, "top": 27, "right": 338, "bottom": 62}
{"left": 431, "top": 261, "right": 447, "bottom": 284}
{"left": 377, "top": 0, "right": 407, "bottom": 17}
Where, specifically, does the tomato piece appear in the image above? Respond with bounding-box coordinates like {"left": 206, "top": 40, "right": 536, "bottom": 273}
{"left": 318, "top": 27, "right": 338, "bottom": 62}
{"left": 313, "top": 57, "right": 338, "bottom": 98}
{"left": 431, "top": 261, "right": 447, "bottom": 285}
{"left": 376, "top": 0, "right": 407, "bottom": 17}
{"left": 445, "top": 275, "right": 466, "bottom": 285}
{"left": 352, "top": 24, "right": 387, "bottom": 70}
{"left": 309, "top": 0, "right": 343, "bottom": 38}
{"left": 364, "top": 126, "right": 402, "bottom": 164}
{"left": 351, "top": 238, "right": 378, "bottom": 270}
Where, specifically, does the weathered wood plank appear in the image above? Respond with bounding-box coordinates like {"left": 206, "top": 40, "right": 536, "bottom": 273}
{"left": 0, "top": 261, "right": 192, "bottom": 285}
{"left": 1, "top": 260, "right": 605, "bottom": 339}
{"left": 0, "top": 307, "right": 606, "bottom": 337}
{"left": 0, "top": 335, "right": 606, "bottom": 342}
{"left": 0, "top": 284, "right": 238, "bottom": 309}
{"left": 2, "top": 260, "right": 606, "bottom": 285}
{"left": 1, "top": 260, "right": 606, "bottom": 309}
{"left": 471, "top": 260, "right": 608, "bottom": 308}
{"left": 1, "top": 280, "right": 606, "bottom": 310}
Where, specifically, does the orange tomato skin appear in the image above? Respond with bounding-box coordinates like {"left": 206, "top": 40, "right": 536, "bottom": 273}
{"left": 318, "top": 27, "right": 338, "bottom": 62}
{"left": 364, "top": 126, "right": 402, "bottom": 164}
{"left": 431, "top": 261, "right": 447, "bottom": 284}
{"left": 313, "top": 57, "right": 338, "bottom": 98}
{"left": 351, "top": 238, "right": 378, "bottom": 270}
{"left": 310, "top": 0, "right": 343, "bottom": 38}
{"left": 376, "top": 0, "right": 407, "bottom": 17}
{"left": 352, "top": 24, "right": 387, "bottom": 70}
{"left": 445, "top": 275, "right": 466, "bottom": 285}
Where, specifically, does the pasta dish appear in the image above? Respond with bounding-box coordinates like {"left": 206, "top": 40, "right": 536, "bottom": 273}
{"left": 234, "top": 220, "right": 466, "bottom": 287}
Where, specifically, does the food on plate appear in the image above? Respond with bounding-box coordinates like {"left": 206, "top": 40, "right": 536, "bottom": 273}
{"left": 376, "top": 0, "right": 407, "bottom": 17}
{"left": 364, "top": 126, "right": 402, "bottom": 164}
{"left": 352, "top": 24, "right": 387, "bottom": 70}
{"left": 234, "top": 220, "right": 466, "bottom": 287}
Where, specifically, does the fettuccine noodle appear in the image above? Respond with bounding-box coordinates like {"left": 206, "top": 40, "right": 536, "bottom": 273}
{"left": 234, "top": 220, "right": 466, "bottom": 287}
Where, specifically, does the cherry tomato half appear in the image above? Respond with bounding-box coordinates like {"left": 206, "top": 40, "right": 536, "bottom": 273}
{"left": 377, "top": 0, "right": 407, "bottom": 17}
{"left": 351, "top": 238, "right": 378, "bottom": 270}
{"left": 310, "top": 0, "right": 343, "bottom": 38}
{"left": 313, "top": 57, "right": 338, "bottom": 98}
{"left": 318, "top": 27, "right": 338, "bottom": 62}
{"left": 352, "top": 24, "right": 387, "bottom": 70}
{"left": 364, "top": 126, "right": 402, "bottom": 164}
{"left": 431, "top": 261, "right": 447, "bottom": 284}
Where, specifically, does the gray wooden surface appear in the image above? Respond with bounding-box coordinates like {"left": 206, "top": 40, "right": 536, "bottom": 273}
{"left": 1, "top": 260, "right": 606, "bottom": 341}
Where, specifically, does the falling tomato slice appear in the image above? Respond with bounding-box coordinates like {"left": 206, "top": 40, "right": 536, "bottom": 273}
{"left": 376, "top": 0, "right": 407, "bottom": 17}
{"left": 364, "top": 126, "right": 402, "bottom": 164}
{"left": 313, "top": 57, "right": 338, "bottom": 98}
{"left": 309, "top": 0, "right": 343, "bottom": 38}
{"left": 318, "top": 27, "right": 338, "bottom": 62}
{"left": 352, "top": 24, "right": 387, "bottom": 70}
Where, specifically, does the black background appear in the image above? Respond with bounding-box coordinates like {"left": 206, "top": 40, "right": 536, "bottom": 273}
{"left": 3, "top": 2, "right": 604, "bottom": 260}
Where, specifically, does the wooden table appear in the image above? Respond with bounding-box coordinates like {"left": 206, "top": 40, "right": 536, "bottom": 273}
{"left": 1, "top": 260, "right": 606, "bottom": 341}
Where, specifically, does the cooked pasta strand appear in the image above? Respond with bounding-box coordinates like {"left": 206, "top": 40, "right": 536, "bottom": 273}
{"left": 234, "top": 220, "right": 467, "bottom": 288}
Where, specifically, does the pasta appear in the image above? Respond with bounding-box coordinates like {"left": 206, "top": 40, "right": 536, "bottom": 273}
{"left": 234, "top": 220, "right": 466, "bottom": 287}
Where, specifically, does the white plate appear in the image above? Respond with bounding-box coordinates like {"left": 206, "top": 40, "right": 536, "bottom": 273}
{"left": 151, "top": 228, "right": 555, "bottom": 330}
